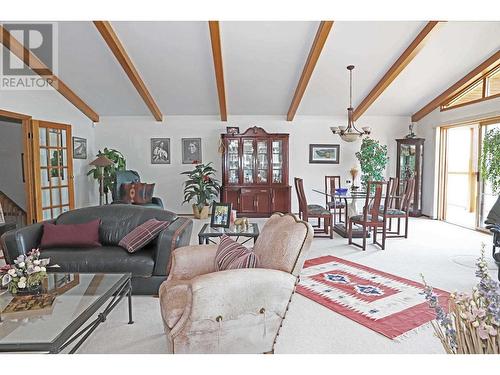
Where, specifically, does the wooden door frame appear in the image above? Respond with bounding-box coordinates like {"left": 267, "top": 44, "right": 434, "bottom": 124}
{"left": 0, "top": 109, "right": 35, "bottom": 224}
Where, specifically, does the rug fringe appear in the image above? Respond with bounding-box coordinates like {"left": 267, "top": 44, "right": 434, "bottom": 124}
{"left": 393, "top": 320, "right": 434, "bottom": 342}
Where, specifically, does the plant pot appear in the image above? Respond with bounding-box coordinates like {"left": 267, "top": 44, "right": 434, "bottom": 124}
{"left": 193, "top": 205, "right": 210, "bottom": 219}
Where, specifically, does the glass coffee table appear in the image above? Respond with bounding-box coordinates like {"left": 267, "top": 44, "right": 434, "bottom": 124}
{"left": 198, "top": 223, "right": 260, "bottom": 245}
{"left": 0, "top": 272, "right": 133, "bottom": 353}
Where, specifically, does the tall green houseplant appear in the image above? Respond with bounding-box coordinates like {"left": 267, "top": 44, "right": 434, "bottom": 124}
{"left": 181, "top": 162, "right": 221, "bottom": 219}
{"left": 87, "top": 148, "right": 126, "bottom": 203}
{"left": 480, "top": 128, "right": 500, "bottom": 194}
{"left": 355, "top": 137, "right": 389, "bottom": 188}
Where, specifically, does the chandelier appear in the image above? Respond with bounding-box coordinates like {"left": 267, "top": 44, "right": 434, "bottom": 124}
{"left": 330, "top": 65, "right": 371, "bottom": 142}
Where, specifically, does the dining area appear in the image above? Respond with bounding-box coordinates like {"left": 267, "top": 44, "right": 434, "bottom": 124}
{"left": 294, "top": 175, "right": 416, "bottom": 250}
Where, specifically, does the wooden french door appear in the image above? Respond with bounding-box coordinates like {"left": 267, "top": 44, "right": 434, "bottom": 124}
{"left": 31, "top": 120, "right": 75, "bottom": 221}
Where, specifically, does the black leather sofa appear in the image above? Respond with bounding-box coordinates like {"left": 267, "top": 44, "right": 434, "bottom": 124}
{"left": 1, "top": 205, "right": 193, "bottom": 294}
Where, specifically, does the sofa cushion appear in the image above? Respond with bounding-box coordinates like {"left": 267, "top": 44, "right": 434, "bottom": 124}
{"left": 119, "top": 218, "right": 170, "bottom": 253}
{"left": 55, "top": 205, "right": 177, "bottom": 246}
{"left": 40, "top": 219, "right": 101, "bottom": 249}
{"left": 215, "top": 235, "right": 259, "bottom": 271}
{"left": 40, "top": 246, "right": 155, "bottom": 277}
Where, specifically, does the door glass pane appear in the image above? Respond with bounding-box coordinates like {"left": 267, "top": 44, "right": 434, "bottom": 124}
{"left": 41, "top": 189, "right": 50, "bottom": 208}
{"left": 256, "top": 141, "right": 268, "bottom": 184}
{"left": 62, "top": 149, "right": 68, "bottom": 166}
{"left": 40, "top": 148, "right": 48, "bottom": 167}
{"left": 43, "top": 209, "right": 52, "bottom": 220}
{"left": 39, "top": 127, "right": 47, "bottom": 146}
{"left": 399, "top": 144, "right": 416, "bottom": 196}
{"left": 49, "top": 129, "right": 60, "bottom": 147}
{"left": 41, "top": 169, "right": 49, "bottom": 188}
{"left": 272, "top": 140, "right": 283, "bottom": 183}
{"left": 242, "top": 140, "right": 254, "bottom": 184}
{"left": 61, "top": 187, "right": 69, "bottom": 205}
{"left": 51, "top": 188, "right": 61, "bottom": 206}
{"left": 52, "top": 206, "right": 61, "bottom": 217}
{"left": 479, "top": 122, "right": 500, "bottom": 228}
{"left": 62, "top": 206, "right": 70, "bottom": 213}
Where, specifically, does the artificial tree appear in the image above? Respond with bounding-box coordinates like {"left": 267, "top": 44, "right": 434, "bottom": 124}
{"left": 355, "top": 137, "right": 389, "bottom": 188}
{"left": 87, "top": 148, "right": 126, "bottom": 204}
{"left": 181, "top": 162, "right": 221, "bottom": 219}
{"left": 480, "top": 127, "right": 500, "bottom": 194}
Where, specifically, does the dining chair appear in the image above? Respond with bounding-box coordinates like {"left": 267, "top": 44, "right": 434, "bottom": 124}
{"left": 383, "top": 178, "right": 415, "bottom": 238}
{"left": 294, "top": 177, "right": 333, "bottom": 238}
{"left": 325, "top": 176, "right": 345, "bottom": 223}
{"left": 348, "top": 180, "right": 391, "bottom": 250}
{"left": 381, "top": 177, "right": 399, "bottom": 232}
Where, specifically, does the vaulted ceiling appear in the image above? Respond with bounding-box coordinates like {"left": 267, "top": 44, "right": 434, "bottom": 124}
{"left": 3, "top": 21, "right": 500, "bottom": 121}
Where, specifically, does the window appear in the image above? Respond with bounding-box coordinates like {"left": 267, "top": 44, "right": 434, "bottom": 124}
{"left": 441, "top": 63, "right": 500, "bottom": 110}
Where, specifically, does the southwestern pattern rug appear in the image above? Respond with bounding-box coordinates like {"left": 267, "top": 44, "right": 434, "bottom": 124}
{"left": 297, "top": 255, "right": 449, "bottom": 339}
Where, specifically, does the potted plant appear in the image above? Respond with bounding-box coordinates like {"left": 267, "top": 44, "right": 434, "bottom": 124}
{"left": 480, "top": 128, "right": 500, "bottom": 194}
{"left": 181, "top": 162, "right": 221, "bottom": 219}
{"left": 355, "top": 137, "right": 389, "bottom": 188}
{"left": 87, "top": 148, "right": 126, "bottom": 204}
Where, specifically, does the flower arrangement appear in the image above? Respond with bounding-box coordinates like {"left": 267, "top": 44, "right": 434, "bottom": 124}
{"left": 0, "top": 249, "right": 50, "bottom": 294}
{"left": 421, "top": 245, "right": 499, "bottom": 354}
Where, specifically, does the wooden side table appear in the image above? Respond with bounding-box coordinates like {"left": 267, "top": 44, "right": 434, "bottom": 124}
{"left": 0, "top": 222, "right": 17, "bottom": 260}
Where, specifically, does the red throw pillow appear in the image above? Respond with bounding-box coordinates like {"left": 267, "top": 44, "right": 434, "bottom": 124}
{"left": 215, "top": 235, "right": 259, "bottom": 271}
{"left": 40, "top": 219, "right": 101, "bottom": 249}
{"left": 120, "top": 183, "right": 155, "bottom": 204}
{"left": 118, "top": 218, "right": 170, "bottom": 253}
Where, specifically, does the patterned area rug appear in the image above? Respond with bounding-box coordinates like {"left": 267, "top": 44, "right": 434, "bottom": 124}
{"left": 297, "top": 255, "right": 449, "bottom": 339}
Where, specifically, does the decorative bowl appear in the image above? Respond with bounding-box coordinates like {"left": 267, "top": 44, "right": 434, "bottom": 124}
{"left": 335, "top": 188, "right": 348, "bottom": 195}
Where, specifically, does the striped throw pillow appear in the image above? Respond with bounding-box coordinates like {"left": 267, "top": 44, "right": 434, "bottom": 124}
{"left": 215, "top": 235, "right": 259, "bottom": 271}
{"left": 119, "top": 219, "right": 170, "bottom": 253}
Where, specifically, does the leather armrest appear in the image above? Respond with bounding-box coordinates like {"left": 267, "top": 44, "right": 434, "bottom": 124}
{"left": 152, "top": 197, "right": 164, "bottom": 208}
{"left": 152, "top": 217, "right": 193, "bottom": 276}
{"left": 0, "top": 220, "right": 54, "bottom": 264}
{"left": 167, "top": 244, "right": 218, "bottom": 281}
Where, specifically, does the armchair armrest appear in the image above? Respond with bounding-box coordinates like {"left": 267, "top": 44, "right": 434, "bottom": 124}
{"left": 151, "top": 197, "right": 164, "bottom": 208}
{"left": 153, "top": 216, "right": 193, "bottom": 276}
{"left": 1, "top": 220, "right": 54, "bottom": 264}
{"left": 187, "top": 269, "right": 296, "bottom": 323}
{"left": 167, "top": 244, "right": 218, "bottom": 280}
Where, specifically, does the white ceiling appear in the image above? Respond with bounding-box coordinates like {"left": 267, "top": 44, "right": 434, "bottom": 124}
{"left": 3, "top": 21, "right": 500, "bottom": 119}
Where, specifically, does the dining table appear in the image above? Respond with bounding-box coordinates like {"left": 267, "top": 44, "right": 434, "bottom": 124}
{"left": 312, "top": 188, "right": 377, "bottom": 238}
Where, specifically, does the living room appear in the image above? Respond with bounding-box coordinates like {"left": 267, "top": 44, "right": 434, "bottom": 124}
{"left": 0, "top": 0, "right": 499, "bottom": 372}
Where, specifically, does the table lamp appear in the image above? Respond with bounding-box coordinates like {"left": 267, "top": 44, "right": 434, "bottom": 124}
{"left": 89, "top": 155, "right": 114, "bottom": 205}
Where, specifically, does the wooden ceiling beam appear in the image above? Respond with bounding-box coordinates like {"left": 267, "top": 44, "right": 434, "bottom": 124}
{"left": 208, "top": 21, "right": 228, "bottom": 122}
{"left": 94, "top": 21, "right": 163, "bottom": 121}
{"left": 287, "top": 21, "right": 334, "bottom": 122}
{"left": 0, "top": 25, "right": 99, "bottom": 122}
{"left": 352, "top": 21, "right": 443, "bottom": 121}
{"left": 412, "top": 49, "right": 500, "bottom": 122}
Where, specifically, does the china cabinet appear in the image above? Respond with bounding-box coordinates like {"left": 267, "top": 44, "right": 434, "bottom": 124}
{"left": 221, "top": 127, "right": 290, "bottom": 217}
{"left": 396, "top": 138, "right": 424, "bottom": 217}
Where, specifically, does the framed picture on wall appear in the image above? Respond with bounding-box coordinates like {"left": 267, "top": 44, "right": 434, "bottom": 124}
{"left": 182, "top": 138, "right": 202, "bottom": 164}
{"left": 151, "top": 138, "right": 170, "bottom": 164}
{"left": 72, "top": 137, "right": 87, "bottom": 159}
{"left": 309, "top": 144, "right": 340, "bottom": 164}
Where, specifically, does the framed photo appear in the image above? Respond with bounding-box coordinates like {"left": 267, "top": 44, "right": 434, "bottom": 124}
{"left": 309, "top": 144, "right": 340, "bottom": 164}
{"left": 0, "top": 202, "right": 4, "bottom": 224}
{"left": 151, "top": 138, "right": 170, "bottom": 164}
{"left": 226, "top": 126, "right": 239, "bottom": 135}
{"left": 210, "top": 203, "right": 232, "bottom": 228}
{"left": 182, "top": 138, "right": 202, "bottom": 164}
{"left": 72, "top": 137, "right": 87, "bottom": 159}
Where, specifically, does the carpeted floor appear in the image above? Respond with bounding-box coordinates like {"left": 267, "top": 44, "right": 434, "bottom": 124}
{"left": 71, "top": 216, "right": 493, "bottom": 354}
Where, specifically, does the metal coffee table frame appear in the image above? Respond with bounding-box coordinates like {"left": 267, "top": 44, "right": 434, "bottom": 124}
{"left": 0, "top": 273, "right": 133, "bottom": 354}
{"left": 198, "top": 223, "right": 260, "bottom": 245}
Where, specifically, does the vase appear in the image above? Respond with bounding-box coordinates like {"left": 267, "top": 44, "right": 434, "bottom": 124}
{"left": 192, "top": 205, "right": 210, "bottom": 219}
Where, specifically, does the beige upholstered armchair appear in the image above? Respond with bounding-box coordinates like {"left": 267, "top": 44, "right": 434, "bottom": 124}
{"left": 158, "top": 213, "right": 313, "bottom": 354}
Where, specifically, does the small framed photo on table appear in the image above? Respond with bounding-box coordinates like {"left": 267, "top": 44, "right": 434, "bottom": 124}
{"left": 210, "top": 203, "right": 232, "bottom": 228}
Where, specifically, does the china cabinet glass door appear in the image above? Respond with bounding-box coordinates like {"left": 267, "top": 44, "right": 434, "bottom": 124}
{"left": 227, "top": 139, "right": 240, "bottom": 184}
{"left": 32, "top": 120, "right": 75, "bottom": 221}
{"left": 242, "top": 139, "right": 254, "bottom": 184}
{"left": 271, "top": 140, "right": 283, "bottom": 184}
{"left": 256, "top": 140, "right": 268, "bottom": 184}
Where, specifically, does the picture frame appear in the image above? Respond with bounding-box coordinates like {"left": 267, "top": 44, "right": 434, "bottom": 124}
{"left": 0, "top": 202, "right": 4, "bottom": 224}
{"left": 72, "top": 137, "right": 87, "bottom": 159}
{"left": 210, "top": 202, "right": 232, "bottom": 228}
{"left": 151, "top": 138, "right": 171, "bottom": 164}
{"left": 182, "top": 138, "right": 202, "bottom": 164}
{"left": 226, "top": 126, "right": 240, "bottom": 135}
{"left": 309, "top": 144, "right": 340, "bottom": 164}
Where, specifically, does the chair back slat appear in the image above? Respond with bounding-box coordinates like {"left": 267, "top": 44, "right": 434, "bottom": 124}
{"left": 401, "top": 178, "right": 415, "bottom": 211}
{"left": 387, "top": 177, "right": 399, "bottom": 209}
{"left": 366, "top": 180, "right": 391, "bottom": 222}
{"left": 324, "top": 176, "right": 341, "bottom": 207}
{"left": 294, "top": 177, "right": 308, "bottom": 215}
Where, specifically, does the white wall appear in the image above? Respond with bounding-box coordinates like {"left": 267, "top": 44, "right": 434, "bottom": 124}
{"left": 95, "top": 115, "right": 409, "bottom": 214}
{"left": 416, "top": 96, "right": 500, "bottom": 218}
{"left": 0, "top": 119, "right": 25, "bottom": 209}
{"left": 0, "top": 89, "right": 98, "bottom": 208}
